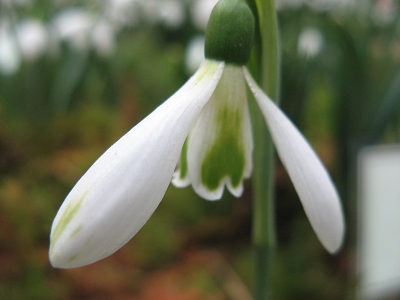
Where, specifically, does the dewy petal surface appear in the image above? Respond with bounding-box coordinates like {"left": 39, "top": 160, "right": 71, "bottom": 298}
{"left": 244, "top": 68, "right": 345, "bottom": 254}
{"left": 185, "top": 65, "right": 253, "bottom": 200}
{"left": 49, "top": 60, "right": 224, "bottom": 268}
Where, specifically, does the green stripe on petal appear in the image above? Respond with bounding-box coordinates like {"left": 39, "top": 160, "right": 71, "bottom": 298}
{"left": 179, "top": 139, "right": 188, "bottom": 180}
{"left": 201, "top": 106, "right": 245, "bottom": 190}
{"left": 172, "top": 138, "right": 191, "bottom": 187}
{"left": 50, "top": 194, "right": 84, "bottom": 251}
{"left": 187, "top": 64, "right": 253, "bottom": 200}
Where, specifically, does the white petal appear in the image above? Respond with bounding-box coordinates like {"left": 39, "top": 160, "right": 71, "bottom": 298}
{"left": 49, "top": 60, "right": 224, "bottom": 268}
{"left": 244, "top": 68, "right": 345, "bottom": 254}
{"left": 186, "top": 65, "right": 253, "bottom": 200}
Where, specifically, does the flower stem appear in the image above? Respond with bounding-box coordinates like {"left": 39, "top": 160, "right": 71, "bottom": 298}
{"left": 255, "top": 0, "right": 280, "bottom": 100}
{"left": 251, "top": 0, "right": 280, "bottom": 299}
{"left": 252, "top": 110, "right": 276, "bottom": 300}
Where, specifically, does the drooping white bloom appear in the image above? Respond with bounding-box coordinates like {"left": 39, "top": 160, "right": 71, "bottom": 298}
{"left": 51, "top": 8, "right": 117, "bottom": 56}
{"left": 91, "top": 18, "right": 116, "bottom": 57}
{"left": 191, "top": 0, "right": 219, "bottom": 30}
{"left": 185, "top": 35, "right": 205, "bottom": 74}
{"left": 16, "top": 19, "right": 49, "bottom": 62}
{"left": 0, "top": 23, "right": 21, "bottom": 75}
{"left": 105, "top": 0, "right": 141, "bottom": 28}
{"left": 49, "top": 58, "right": 344, "bottom": 268}
{"left": 49, "top": 0, "right": 345, "bottom": 269}
{"left": 158, "top": 0, "right": 186, "bottom": 28}
{"left": 52, "top": 8, "right": 95, "bottom": 51}
{"left": 298, "top": 27, "right": 324, "bottom": 58}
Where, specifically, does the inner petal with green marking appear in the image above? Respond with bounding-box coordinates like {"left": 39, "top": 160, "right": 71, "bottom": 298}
{"left": 185, "top": 63, "right": 253, "bottom": 200}
{"left": 172, "top": 138, "right": 191, "bottom": 188}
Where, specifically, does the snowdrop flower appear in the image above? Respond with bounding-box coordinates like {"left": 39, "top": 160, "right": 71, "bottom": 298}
{"left": 51, "top": 8, "right": 117, "bottom": 57}
{"left": 52, "top": 8, "right": 94, "bottom": 51}
{"left": 50, "top": 0, "right": 345, "bottom": 268}
{"left": 191, "top": 0, "right": 219, "bottom": 30}
{"left": 91, "top": 18, "right": 116, "bottom": 58}
{"left": 158, "top": 0, "right": 186, "bottom": 29}
{"left": 0, "top": 23, "right": 21, "bottom": 75}
{"left": 16, "top": 19, "right": 49, "bottom": 62}
{"left": 298, "top": 27, "right": 324, "bottom": 58}
{"left": 185, "top": 35, "right": 205, "bottom": 74}
{"left": 105, "top": 0, "right": 140, "bottom": 28}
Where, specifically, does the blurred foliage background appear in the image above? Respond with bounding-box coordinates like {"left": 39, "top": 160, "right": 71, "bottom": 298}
{"left": 1, "top": 0, "right": 399, "bottom": 299}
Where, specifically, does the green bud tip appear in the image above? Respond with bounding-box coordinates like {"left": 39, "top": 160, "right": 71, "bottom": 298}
{"left": 205, "top": 0, "right": 255, "bottom": 65}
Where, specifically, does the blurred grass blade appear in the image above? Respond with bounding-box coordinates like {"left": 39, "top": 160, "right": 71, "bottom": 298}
{"left": 365, "top": 69, "right": 400, "bottom": 144}
{"left": 50, "top": 50, "right": 89, "bottom": 112}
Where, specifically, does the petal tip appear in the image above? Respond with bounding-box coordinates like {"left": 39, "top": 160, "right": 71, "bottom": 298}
{"left": 328, "top": 220, "right": 346, "bottom": 255}
{"left": 49, "top": 240, "right": 96, "bottom": 269}
{"left": 319, "top": 211, "right": 346, "bottom": 255}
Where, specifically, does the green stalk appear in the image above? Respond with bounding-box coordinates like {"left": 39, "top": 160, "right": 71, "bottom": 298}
{"left": 255, "top": 0, "right": 280, "bottom": 100}
{"left": 251, "top": 0, "right": 280, "bottom": 299}
{"left": 252, "top": 110, "right": 276, "bottom": 300}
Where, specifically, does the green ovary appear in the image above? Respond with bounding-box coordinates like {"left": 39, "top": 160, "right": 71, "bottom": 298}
{"left": 201, "top": 135, "right": 245, "bottom": 190}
